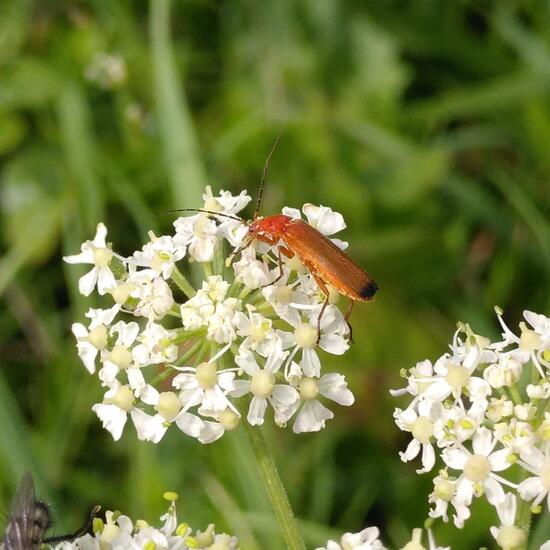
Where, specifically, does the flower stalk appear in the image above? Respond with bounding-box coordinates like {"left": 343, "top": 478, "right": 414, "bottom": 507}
{"left": 242, "top": 417, "right": 306, "bottom": 550}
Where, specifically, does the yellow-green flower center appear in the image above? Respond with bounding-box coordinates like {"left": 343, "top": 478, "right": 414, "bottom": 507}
{"left": 463, "top": 454, "right": 490, "bottom": 482}
{"left": 93, "top": 246, "right": 113, "bottom": 268}
{"left": 496, "top": 525, "right": 526, "bottom": 550}
{"left": 151, "top": 251, "right": 171, "bottom": 273}
{"left": 111, "top": 283, "right": 132, "bottom": 305}
{"left": 300, "top": 377, "right": 320, "bottom": 400}
{"left": 445, "top": 364, "right": 470, "bottom": 389}
{"left": 519, "top": 328, "right": 541, "bottom": 351}
{"left": 113, "top": 386, "right": 134, "bottom": 411}
{"left": 294, "top": 323, "right": 318, "bottom": 349}
{"left": 434, "top": 478, "right": 455, "bottom": 501}
{"left": 250, "top": 370, "right": 276, "bottom": 398}
{"left": 273, "top": 285, "right": 292, "bottom": 304}
{"left": 155, "top": 392, "right": 182, "bottom": 421}
{"left": 195, "top": 362, "right": 218, "bottom": 389}
{"left": 219, "top": 408, "right": 240, "bottom": 430}
{"left": 88, "top": 324, "right": 108, "bottom": 349}
{"left": 249, "top": 320, "right": 270, "bottom": 342}
{"left": 411, "top": 416, "right": 433, "bottom": 444}
{"left": 110, "top": 344, "right": 132, "bottom": 369}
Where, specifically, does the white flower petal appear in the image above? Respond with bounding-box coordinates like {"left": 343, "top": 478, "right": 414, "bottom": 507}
{"left": 419, "top": 443, "right": 436, "bottom": 473}
{"left": 92, "top": 403, "right": 127, "bottom": 441}
{"left": 484, "top": 476, "right": 505, "bottom": 506}
{"left": 97, "top": 266, "right": 116, "bottom": 295}
{"left": 78, "top": 267, "right": 99, "bottom": 296}
{"left": 517, "top": 477, "right": 544, "bottom": 501}
{"left": 400, "top": 439, "right": 420, "bottom": 462}
{"left": 247, "top": 397, "right": 268, "bottom": 426}
{"left": 488, "top": 449, "right": 512, "bottom": 472}
{"left": 293, "top": 400, "right": 334, "bottom": 433}
{"left": 131, "top": 409, "right": 167, "bottom": 443}
{"left": 198, "top": 421, "right": 225, "bottom": 444}
{"left": 175, "top": 412, "right": 204, "bottom": 438}
{"left": 271, "top": 384, "right": 299, "bottom": 407}
{"left": 319, "top": 373, "right": 354, "bottom": 406}
{"left": 300, "top": 349, "right": 321, "bottom": 377}
{"left": 472, "top": 427, "right": 494, "bottom": 456}
{"left": 443, "top": 448, "right": 468, "bottom": 471}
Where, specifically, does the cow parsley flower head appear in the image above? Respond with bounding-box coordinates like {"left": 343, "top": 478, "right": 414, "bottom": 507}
{"left": 64, "top": 187, "right": 364, "bottom": 443}
{"left": 392, "top": 307, "right": 550, "bottom": 542}
{"left": 50, "top": 492, "right": 239, "bottom": 549}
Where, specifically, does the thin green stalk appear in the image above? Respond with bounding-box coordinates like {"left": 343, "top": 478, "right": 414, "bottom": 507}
{"left": 171, "top": 266, "right": 195, "bottom": 299}
{"left": 213, "top": 241, "right": 225, "bottom": 276}
{"left": 242, "top": 420, "right": 306, "bottom": 550}
{"left": 509, "top": 384, "right": 522, "bottom": 406}
{"left": 173, "top": 338, "right": 204, "bottom": 367}
{"left": 202, "top": 261, "right": 213, "bottom": 278}
{"left": 173, "top": 328, "right": 206, "bottom": 345}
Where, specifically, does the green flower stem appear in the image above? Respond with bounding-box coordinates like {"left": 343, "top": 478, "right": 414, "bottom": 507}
{"left": 242, "top": 420, "right": 306, "bottom": 550}
{"left": 509, "top": 384, "right": 522, "bottom": 406}
{"left": 173, "top": 328, "right": 206, "bottom": 345}
{"left": 213, "top": 241, "right": 225, "bottom": 276}
{"left": 238, "top": 286, "right": 253, "bottom": 301}
{"left": 171, "top": 267, "right": 196, "bottom": 299}
{"left": 202, "top": 261, "right": 213, "bottom": 278}
{"left": 174, "top": 338, "right": 204, "bottom": 367}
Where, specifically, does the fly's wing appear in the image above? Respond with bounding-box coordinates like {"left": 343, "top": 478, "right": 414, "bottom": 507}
{"left": 283, "top": 220, "right": 378, "bottom": 301}
{"left": 2, "top": 472, "right": 37, "bottom": 550}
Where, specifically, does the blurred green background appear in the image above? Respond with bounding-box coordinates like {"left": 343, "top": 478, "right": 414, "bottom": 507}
{"left": 0, "top": 1, "right": 549, "bottom": 548}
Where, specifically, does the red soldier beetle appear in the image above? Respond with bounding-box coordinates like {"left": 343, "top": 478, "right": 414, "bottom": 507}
{"left": 166, "top": 134, "right": 378, "bottom": 342}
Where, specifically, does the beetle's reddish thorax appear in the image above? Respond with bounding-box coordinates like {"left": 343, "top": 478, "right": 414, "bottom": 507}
{"left": 249, "top": 214, "right": 293, "bottom": 240}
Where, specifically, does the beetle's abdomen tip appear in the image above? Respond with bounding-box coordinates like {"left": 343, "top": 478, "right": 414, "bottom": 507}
{"left": 360, "top": 280, "right": 379, "bottom": 299}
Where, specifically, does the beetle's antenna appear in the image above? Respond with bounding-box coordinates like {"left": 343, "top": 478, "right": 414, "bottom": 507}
{"left": 155, "top": 208, "right": 244, "bottom": 223}
{"left": 255, "top": 131, "right": 283, "bottom": 219}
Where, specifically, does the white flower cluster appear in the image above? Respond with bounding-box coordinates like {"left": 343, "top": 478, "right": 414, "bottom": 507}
{"left": 84, "top": 52, "right": 127, "bottom": 89}
{"left": 392, "top": 308, "right": 550, "bottom": 548}
{"left": 51, "top": 493, "right": 238, "bottom": 550}
{"left": 315, "top": 526, "right": 451, "bottom": 550}
{"left": 64, "top": 186, "right": 355, "bottom": 444}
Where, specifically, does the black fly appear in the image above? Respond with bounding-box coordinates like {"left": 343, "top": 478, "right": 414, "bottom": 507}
{"left": 1, "top": 472, "right": 100, "bottom": 550}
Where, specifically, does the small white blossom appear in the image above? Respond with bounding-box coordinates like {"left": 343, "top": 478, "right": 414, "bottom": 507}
{"left": 315, "top": 526, "right": 386, "bottom": 550}
{"left": 63, "top": 223, "right": 117, "bottom": 296}
{"left": 231, "top": 346, "right": 298, "bottom": 426}
{"left": 132, "top": 233, "right": 185, "bottom": 279}
{"left": 71, "top": 305, "right": 119, "bottom": 373}
{"left": 517, "top": 446, "right": 550, "bottom": 512}
{"left": 442, "top": 427, "right": 514, "bottom": 508}
{"left": 490, "top": 493, "right": 526, "bottom": 550}
{"left": 92, "top": 381, "right": 158, "bottom": 441}
{"left": 287, "top": 363, "right": 354, "bottom": 433}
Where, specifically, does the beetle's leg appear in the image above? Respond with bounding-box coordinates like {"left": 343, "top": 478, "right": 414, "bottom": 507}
{"left": 260, "top": 246, "right": 294, "bottom": 288}
{"left": 256, "top": 234, "right": 279, "bottom": 246}
{"left": 344, "top": 300, "right": 355, "bottom": 344}
{"left": 226, "top": 237, "right": 253, "bottom": 267}
{"left": 307, "top": 267, "right": 330, "bottom": 344}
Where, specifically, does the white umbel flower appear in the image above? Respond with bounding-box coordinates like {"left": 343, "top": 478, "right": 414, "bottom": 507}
{"left": 442, "top": 427, "right": 514, "bottom": 508}
{"left": 315, "top": 526, "right": 386, "bottom": 550}
{"left": 517, "top": 446, "right": 550, "bottom": 512}
{"left": 231, "top": 346, "right": 298, "bottom": 426}
{"left": 286, "top": 363, "right": 354, "bottom": 433}
{"left": 490, "top": 493, "right": 526, "bottom": 550}
{"left": 71, "top": 305, "right": 119, "bottom": 374}
{"left": 63, "top": 222, "right": 117, "bottom": 296}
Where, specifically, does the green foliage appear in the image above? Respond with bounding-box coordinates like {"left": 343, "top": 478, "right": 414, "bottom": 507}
{"left": 0, "top": 1, "right": 548, "bottom": 548}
